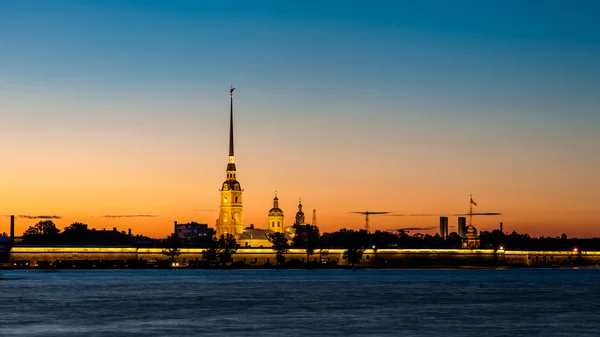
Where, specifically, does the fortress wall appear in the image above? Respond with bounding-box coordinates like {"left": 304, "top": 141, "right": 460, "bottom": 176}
{"left": 10, "top": 247, "right": 138, "bottom": 265}
{"left": 582, "top": 252, "right": 600, "bottom": 265}
{"left": 8, "top": 247, "right": 600, "bottom": 267}
{"left": 502, "top": 251, "right": 600, "bottom": 267}
{"left": 373, "top": 249, "right": 498, "bottom": 268}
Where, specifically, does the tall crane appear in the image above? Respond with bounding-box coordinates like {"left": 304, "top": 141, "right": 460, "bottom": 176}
{"left": 350, "top": 211, "right": 391, "bottom": 233}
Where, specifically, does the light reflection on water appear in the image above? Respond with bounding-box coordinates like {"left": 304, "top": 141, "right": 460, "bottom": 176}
{"left": 1, "top": 269, "right": 599, "bottom": 337}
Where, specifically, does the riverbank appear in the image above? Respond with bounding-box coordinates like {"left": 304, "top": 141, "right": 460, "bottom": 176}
{"left": 7, "top": 246, "right": 600, "bottom": 269}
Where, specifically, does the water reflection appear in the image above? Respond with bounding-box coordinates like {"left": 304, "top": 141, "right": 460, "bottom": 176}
{"left": 1, "top": 269, "right": 599, "bottom": 337}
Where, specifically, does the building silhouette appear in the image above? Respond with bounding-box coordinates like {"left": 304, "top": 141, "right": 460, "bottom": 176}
{"left": 458, "top": 217, "right": 467, "bottom": 237}
{"left": 439, "top": 216, "right": 448, "bottom": 239}
{"left": 175, "top": 221, "right": 209, "bottom": 241}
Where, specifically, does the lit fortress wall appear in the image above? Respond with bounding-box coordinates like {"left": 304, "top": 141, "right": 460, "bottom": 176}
{"left": 9, "top": 247, "right": 600, "bottom": 268}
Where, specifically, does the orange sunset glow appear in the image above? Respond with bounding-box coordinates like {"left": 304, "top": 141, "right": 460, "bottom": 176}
{"left": 2, "top": 89, "right": 598, "bottom": 238}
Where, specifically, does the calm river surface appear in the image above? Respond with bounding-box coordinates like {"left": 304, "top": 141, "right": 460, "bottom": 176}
{"left": 1, "top": 269, "right": 599, "bottom": 337}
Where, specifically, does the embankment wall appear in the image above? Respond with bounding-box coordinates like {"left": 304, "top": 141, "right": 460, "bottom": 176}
{"left": 9, "top": 247, "right": 600, "bottom": 267}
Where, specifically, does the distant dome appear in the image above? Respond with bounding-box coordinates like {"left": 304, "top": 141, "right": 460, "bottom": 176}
{"left": 467, "top": 225, "right": 477, "bottom": 235}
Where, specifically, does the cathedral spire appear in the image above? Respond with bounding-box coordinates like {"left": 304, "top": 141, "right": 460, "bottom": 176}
{"left": 229, "top": 86, "right": 235, "bottom": 162}
{"left": 225, "top": 87, "right": 237, "bottom": 181}
{"left": 217, "top": 86, "right": 243, "bottom": 238}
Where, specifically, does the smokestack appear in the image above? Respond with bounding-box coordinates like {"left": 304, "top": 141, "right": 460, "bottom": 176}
{"left": 500, "top": 222, "right": 503, "bottom": 234}
{"left": 128, "top": 228, "right": 132, "bottom": 236}
{"left": 10, "top": 215, "right": 15, "bottom": 243}
{"left": 173, "top": 221, "right": 178, "bottom": 239}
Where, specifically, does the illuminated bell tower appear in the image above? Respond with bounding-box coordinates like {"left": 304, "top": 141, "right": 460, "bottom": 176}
{"left": 268, "top": 193, "right": 284, "bottom": 233}
{"left": 216, "top": 87, "right": 244, "bottom": 237}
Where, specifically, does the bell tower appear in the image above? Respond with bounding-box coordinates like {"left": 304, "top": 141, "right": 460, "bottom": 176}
{"left": 268, "top": 192, "right": 284, "bottom": 233}
{"left": 294, "top": 198, "right": 305, "bottom": 225}
{"left": 216, "top": 87, "right": 244, "bottom": 237}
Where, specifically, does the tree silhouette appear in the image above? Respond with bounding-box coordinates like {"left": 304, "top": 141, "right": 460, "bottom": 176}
{"left": 293, "top": 224, "right": 320, "bottom": 264}
{"left": 268, "top": 232, "right": 290, "bottom": 265}
{"left": 216, "top": 234, "right": 237, "bottom": 267}
{"left": 344, "top": 247, "right": 364, "bottom": 270}
{"left": 23, "top": 220, "right": 60, "bottom": 244}
{"left": 62, "top": 222, "right": 90, "bottom": 244}
{"left": 162, "top": 236, "right": 182, "bottom": 263}
{"left": 202, "top": 245, "right": 218, "bottom": 267}
{"left": 319, "top": 249, "right": 329, "bottom": 264}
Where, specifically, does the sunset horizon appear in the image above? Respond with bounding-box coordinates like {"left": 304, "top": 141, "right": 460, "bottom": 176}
{"left": 2, "top": 1, "right": 598, "bottom": 239}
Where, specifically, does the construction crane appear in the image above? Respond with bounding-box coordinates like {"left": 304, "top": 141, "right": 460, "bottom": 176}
{"left": 350, "top": 211, "right": 391, "bottom": 233}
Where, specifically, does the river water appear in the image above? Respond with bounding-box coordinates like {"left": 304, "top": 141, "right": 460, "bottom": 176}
{"left": 1, "top": 269, "right": 599, "bottom": 337}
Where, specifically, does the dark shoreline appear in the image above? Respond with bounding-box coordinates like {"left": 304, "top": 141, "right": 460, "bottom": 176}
{"left": 0, "top": 265, "right": 600, "bottom": 271}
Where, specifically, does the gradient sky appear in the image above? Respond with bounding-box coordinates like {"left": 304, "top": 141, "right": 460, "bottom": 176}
{"left": 1, "top": 0, "right": 599, "bottom": 238}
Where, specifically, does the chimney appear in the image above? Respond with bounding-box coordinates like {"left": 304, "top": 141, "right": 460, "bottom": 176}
{"left": 10, "top": 215, "right": 15, "bottom": 244}
{"left": 128, "top": 228, "right": 132, "bottom": 236}
{"left": 173, "top": 221, "right": 178, "bottom": 239}
{"left": 113, "top": 227, "right": 117, "bottom": 232}
{"left": 500, "top": 222, "right": 503, "bottom": 234}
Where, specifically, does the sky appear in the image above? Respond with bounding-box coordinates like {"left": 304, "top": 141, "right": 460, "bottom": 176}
{"left": 1, "top": 0, "right": 599, "bottom": 238}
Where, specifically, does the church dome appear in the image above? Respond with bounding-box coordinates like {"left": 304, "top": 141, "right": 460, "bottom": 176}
{"left": 269, "top": 207, "right": 284, "bottom": 216}
{"left": 467, "top": 225, "right": 477, "bottom": 235}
